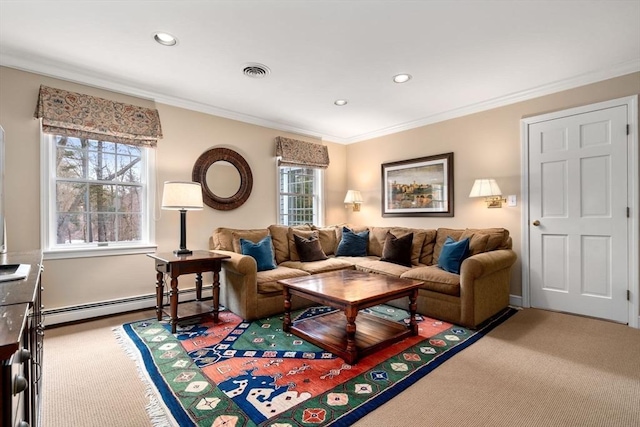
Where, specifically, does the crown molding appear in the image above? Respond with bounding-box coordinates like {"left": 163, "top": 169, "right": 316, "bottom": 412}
{"left": 341, "top": 58, "right": 640, "bottom": 144}
{"left": 0, "top": 52, "right": 332, "bottom": 141}
{"left": 2, "top": 53, "right": 638, "bottom": 145}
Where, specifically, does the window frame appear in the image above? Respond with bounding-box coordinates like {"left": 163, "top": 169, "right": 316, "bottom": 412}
{"left": 41, "top": 132, "right": 156, "bottom": 259}
{"left": 276, "top": 165, "right": 324, "bottom": 227}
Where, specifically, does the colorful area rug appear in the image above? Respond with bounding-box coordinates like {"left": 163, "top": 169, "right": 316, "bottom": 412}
{"left": 116, "top": 305, "right": 516, "bottom": 426}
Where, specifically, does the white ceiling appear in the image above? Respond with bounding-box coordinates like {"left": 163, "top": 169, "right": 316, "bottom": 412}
{"left": 1, "top": 1, "right": 639, "bottom": 144}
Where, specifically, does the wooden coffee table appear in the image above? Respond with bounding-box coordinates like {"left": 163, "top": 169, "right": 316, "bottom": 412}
{"left": 280, "top": 269, "right": 424, "bottom": 364}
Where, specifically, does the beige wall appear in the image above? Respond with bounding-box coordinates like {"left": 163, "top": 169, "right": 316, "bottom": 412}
{"left": 345, "top": 72, "right": 640, "bottom": 297}
{"left": 0, "top": 65, "right": 638, "bottom": 312}
{"left": 0, "top": 66, "right": 347, "bottom": 311}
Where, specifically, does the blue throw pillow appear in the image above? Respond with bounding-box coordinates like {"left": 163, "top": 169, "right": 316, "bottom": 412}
{"left": 438, "top": 236, "right": 470, "bottom": 274}
{"left": 335, "top": 227, "right": 369, "bottom": 257}
{"left": 240, "top": 236, "right": 277, "bottom": 272}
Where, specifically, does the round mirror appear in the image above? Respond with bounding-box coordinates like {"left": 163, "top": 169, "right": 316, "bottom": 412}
{"left": 206, "top": 161, "right": 241, "bottom": 198}
{"left": 192, "top": 147, "right": 253, "bottom": 210}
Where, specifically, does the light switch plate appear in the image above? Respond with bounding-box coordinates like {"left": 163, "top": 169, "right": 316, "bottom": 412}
{"left": 507, "top": 195, "right": 517, "bottom": 207}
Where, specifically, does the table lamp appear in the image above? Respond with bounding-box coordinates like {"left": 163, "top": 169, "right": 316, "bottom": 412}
{"left": 161, "top": 181, "right": 203, "bottom": 255}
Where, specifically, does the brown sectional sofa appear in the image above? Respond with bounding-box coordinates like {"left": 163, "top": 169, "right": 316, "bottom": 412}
{"left": 210, "top": 224, "right": 517, "bottom": 329}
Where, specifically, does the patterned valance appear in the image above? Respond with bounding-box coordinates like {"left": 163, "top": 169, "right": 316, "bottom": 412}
{"left": 275, "top": 136, "right": 329, "bottom": 169}
{"left": 34, "top": 85, "right": 162, "bottom": 148}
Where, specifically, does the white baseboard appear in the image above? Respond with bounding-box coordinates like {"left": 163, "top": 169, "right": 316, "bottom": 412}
{"left": 43, "top": 291, "right": 638, "bottom": 329}
{"left": 43, "top": 288, "right": 213, "bottom": 327}
{"left": 509, "top": 294, "right": 523, "bottom": 307}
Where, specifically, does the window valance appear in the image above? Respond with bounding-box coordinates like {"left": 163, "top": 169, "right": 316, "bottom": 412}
{"left": 34, "top": 85, "right": 163, "bottom": 148}
{"left": 275, "top": 136, "right": 329, "bottom": 169}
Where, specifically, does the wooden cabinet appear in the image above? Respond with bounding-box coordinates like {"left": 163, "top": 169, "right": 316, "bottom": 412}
{"left": 0, "top": 251, "right": 43, "bottom": 427}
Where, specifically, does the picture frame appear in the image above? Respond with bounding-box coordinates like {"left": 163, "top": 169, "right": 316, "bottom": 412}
{"left": 381, "top": 152, "right": 454, "bottom": 217}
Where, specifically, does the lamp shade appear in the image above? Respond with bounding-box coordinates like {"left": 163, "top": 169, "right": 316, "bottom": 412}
{"left": 161, "top": 181, "right": 204, "bottom": 210}
{"left": 344, "top": 190, "right": 363, "bottom": 204}
{"left": 469, "top": 179, "right": 502, "bottom": 198}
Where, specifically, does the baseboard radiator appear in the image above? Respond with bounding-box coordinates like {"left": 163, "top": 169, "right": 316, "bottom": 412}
{"left": 42, "top": 286, "right": 214, "bottom": 327}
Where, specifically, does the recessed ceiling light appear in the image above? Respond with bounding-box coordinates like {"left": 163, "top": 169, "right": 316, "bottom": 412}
{"left": 393, "top": 74, "right": 412, "bottom": 83}
{"left": 154, "top": 32, "right": 177, "bottom": 46}
{"left": 334, "top": 99, "right": 348, "bottom": 106}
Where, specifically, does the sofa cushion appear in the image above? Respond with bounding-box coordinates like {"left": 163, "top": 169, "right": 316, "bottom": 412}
{"left": 460, "top": 230, "right": 491, "bottom": 256}
{"left": 231, "top": 229, "right": 270, "bottom": 253}
{"left": 212, "top": 227, "right": 269, "bottom": 252}
{"left": 354, "top": 259, "right": 413, "bottom": 277}
{"left": 335, "top": 227, "right": 369, "bottom": 257}
{"left": 419, "top": 229, "right": 437, "bottom": 265}
{"left": 403, "top": 228, "right": 428, "bottom": 266}
{"left": 287, "top": 229, "right": 319, "bottom": 261}
{"left": 400, "top": 266, "right": 461, "bottom": 296}
{"left": 310, "top": 225, "right": 340, "bottom": 256}
{"left": 293, "top": 233, "right": 328, "bottom": 262}
{"left": 368, "top": 227, "right": 425, "bottom": 265}
{"left": 240, "top": 236, "right": 277, "bottom": 272}
{"left": 280, "top": 258, "right": 355, "bottom": 275}
{"left": 464, "top": 227, "right": 510, "bottom": 250}
{"left": 335, "top": 224, "right": 369, "bottom": 246}
{"left": 380, "top": 231, "right": 413, "bottom": 267}
{"left": 438, "top": 236, "right": 470, "bottom": 274}
{"left": 368, "top": 227, "right": 392, "bottom": 257}
{"left": 256, "top": 266, "right": 310, "bottom": 294}
{"left": 432, "top": 228, "right": 465, "bottom": 266}
{"left": 268, "top": 224, "right": 311, "bottom": 264}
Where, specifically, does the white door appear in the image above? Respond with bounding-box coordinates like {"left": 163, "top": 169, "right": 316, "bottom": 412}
{"left": 528, "top": 105, "right": 629, "bottom": 323}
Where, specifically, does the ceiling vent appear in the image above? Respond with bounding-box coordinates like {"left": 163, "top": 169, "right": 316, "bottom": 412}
{"left": 242, "top": 63, "right": 270, "bottom": 78}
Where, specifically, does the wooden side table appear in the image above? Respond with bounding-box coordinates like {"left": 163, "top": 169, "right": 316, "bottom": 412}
{"left": 147, "top": 250, "right": 230, "bottom": 333}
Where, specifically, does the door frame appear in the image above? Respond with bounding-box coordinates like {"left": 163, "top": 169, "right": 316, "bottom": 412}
{"left": 520, "top": 95, "right": 639, "bottom": 328}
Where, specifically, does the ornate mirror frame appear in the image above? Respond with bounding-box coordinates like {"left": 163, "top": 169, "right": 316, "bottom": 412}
{"left": 192, "top": 147, "right": 253, "bottom": 210}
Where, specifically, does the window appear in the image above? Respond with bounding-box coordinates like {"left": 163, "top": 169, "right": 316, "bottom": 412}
{"left": 42, "top": 134, "right": 155, "bottom": 258}
{"left": 278, "top": 166, "right": 323, "bottom": 226}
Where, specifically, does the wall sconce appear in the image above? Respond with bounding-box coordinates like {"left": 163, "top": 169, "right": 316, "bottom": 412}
{"left": 469, "top": 179, "right": 506, "bottom": 208}
{"left": 161, "top": 181, "right": 204, "bottom": 255}
{"left": 344, "top": 190, "right": 363, "bottom": 212}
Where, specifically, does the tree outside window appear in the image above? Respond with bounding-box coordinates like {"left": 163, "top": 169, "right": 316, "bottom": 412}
{"left": 52, "top": 135, "right": 145, "bottom": 245}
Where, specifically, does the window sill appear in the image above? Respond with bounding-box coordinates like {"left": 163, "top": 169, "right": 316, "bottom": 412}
{"left": 43, "top": 244, "right": 158, "bottom": 260}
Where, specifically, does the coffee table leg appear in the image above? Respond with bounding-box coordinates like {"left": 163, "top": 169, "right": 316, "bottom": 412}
{"left": 408, "top": 289, "right": 418, "bottom": 335}
{"left": 345, "top": 306, "right": 358, "bottom": 365}
{"left": 283, "top": 288, "right": 292, "bottom": 332}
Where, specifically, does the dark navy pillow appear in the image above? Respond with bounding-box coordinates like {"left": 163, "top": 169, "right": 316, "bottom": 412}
{"left": 240, "top": 236, "right": 277, "bottom": 272}
{"left": 335, "top": 227, "right": 369, "bottom": 257}
{"left": 438, "top": 236, "right": 470, "bottom": 274}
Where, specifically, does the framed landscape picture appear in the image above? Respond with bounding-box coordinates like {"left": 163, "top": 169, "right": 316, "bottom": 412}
{"left": 381, "top": 152, "right": 454, "bottom": 217}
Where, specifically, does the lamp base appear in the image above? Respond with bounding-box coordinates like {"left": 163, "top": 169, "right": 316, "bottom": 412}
{"left": 173, "top": 249, "right": 193, "bottom": 256}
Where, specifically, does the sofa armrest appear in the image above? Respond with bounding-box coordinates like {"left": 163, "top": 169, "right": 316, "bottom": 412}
{"left": 210, "top": 250, "right": 257, "bottom": 275}
{"left": 458, "top": 249, "right": 517, "bottom": 328}
{"left": 461, "top": 249, "right": 517, "bottom": 280}
{"left": 209, "top": 250, "right": 260, "bottom": 320}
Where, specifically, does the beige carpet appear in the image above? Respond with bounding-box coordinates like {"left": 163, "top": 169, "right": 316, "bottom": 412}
{"left": 42, "top": 308, "right": 640, "bottom": 427}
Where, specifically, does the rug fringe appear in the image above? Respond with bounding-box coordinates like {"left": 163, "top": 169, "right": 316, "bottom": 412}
{"left": 113, "top": 325, "right": 178, "bottom": 427}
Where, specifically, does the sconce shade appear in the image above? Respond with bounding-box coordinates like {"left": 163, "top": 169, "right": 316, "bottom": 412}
{"left": 161, "top": 181, "right": 204, "bottom": 210}
{"left": 344, "top": 190, "right": 364, "bottom": 204}
{"left": 344, "top": 190, "right": 363, "bottom": 212}
{"left": 469, "top": 178, "right": 506, "bottom": 208}
{"left": 469, "top": 179, "right": 502, "bottom": 198}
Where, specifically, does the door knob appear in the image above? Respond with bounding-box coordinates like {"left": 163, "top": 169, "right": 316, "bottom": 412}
{"left": 532, "top": 220, "right": 540, "bottom": 226}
